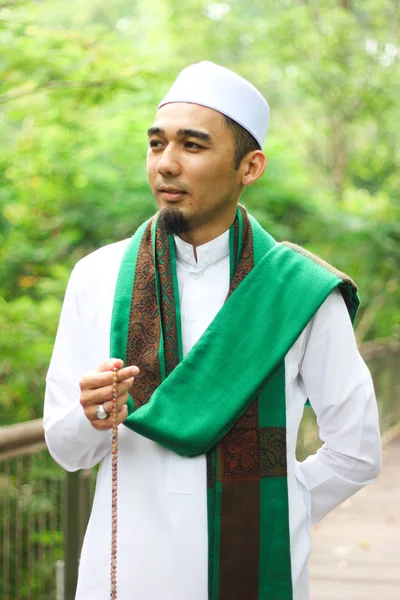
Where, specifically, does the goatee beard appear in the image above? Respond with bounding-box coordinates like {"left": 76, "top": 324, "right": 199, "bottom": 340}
{"left": 158, "top": 207, "right": 190, "bottom": 236}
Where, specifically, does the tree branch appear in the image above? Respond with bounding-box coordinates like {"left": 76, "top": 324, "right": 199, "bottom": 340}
{"left": 0, "top": 0, "right": 26, "bottom": 8}
{"left": 0, "top": 77, "right": 131, "bottom": 105}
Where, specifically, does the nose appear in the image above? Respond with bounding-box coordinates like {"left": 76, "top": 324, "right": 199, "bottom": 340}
{"left": 156, "top": 144, "right": 182, "bottom": 177}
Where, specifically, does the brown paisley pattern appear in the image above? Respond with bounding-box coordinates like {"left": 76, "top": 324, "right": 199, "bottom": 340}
{"left": 259, "top": 427, "right": 287, "bottom": 478}
{"left": 155, "top": 227, "right": 180, "bottom": 377}
{"left": 235, "top": 400, "right": 259, "bottom": 429}
{"left": 221, "top": 427, "right": 260, "bottom": 480}
{"left": 219, "top": 410, "right": 288, "bottom": 479}
{"left": 126, "top": 220, "right": 161, "bottom": 408}
{"left": 227, "top": 205, "right": 254, "bottom": 298}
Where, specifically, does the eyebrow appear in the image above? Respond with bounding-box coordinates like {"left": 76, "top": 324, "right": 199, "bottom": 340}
{"left": 147, "top": 126, "right": 213, "bottom": 144}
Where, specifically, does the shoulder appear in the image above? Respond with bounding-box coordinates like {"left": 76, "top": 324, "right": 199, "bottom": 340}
{"left": 310, "top": 287, "right": 353, "bottom": 326}
{"left": 287, "top": 288, "right": 356, "bottom": 374}
{"left": 75, "top": 239, "right": 131, "bottom": 273}
{"left": 67, "top": 239, "right": 131, "bottom": 299}
{"left": 280, "top": 241, "right": 355, "bottom": 287}
{"left": 290, "top": 288, "right": 349, "bottom": 359}
{"left": 306, "top": 288, "right": 355, "bottom": 350}
{"left": 279, "top": 241, "right": 359, "bottom": 323}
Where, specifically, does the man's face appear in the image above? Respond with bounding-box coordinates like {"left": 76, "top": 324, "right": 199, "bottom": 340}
{"left": 147, "top": 103, "right": 243, "bottom": 233}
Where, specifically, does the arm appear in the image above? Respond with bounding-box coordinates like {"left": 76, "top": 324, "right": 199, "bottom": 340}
{"left": 297, "top": 289, "right": 381, "bottom": 525}
{"left": 43, "top": 263, "right": 135, "bottom": 471}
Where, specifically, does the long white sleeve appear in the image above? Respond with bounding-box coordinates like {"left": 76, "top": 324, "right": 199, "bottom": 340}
{"left": 297, "top": 289, "right": 381, "bottom": 524}
{"left": 43, "top": 240, "right": 129, "bottom": 471}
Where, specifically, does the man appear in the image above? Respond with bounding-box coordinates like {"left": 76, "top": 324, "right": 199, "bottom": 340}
{"left": 44, "top": 62, "right": 381, "bottom": 600}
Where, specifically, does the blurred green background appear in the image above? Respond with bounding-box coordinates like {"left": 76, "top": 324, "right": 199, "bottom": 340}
{"left": 1, "top": 0, "right": 399, "bottom": 425}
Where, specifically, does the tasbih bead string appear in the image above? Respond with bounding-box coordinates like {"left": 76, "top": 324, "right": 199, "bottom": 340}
{"left": 110, "top": 367, "right": 119, "bottom": 599}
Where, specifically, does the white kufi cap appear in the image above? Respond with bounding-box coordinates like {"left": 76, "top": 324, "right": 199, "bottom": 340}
{"left": 158, "top": 61, "right": 269, "bottom": 149}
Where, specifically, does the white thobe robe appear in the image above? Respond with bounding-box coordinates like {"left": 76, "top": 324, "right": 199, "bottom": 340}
{"left": 44, "top": 230, "right": 381, "bottom": 600}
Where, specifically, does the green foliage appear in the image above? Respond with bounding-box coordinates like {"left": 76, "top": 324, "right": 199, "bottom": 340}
{"left": 0, "top": 0, "right": 399, "bottom": 429}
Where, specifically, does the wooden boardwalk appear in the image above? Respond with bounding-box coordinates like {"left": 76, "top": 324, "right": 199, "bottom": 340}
{"left": 309, "top": 433, "right": 400, "bottom": 600}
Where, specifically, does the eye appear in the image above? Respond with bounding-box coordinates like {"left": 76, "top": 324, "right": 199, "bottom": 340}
{"left": 185, "top": 142, "right": 203, "bottom": 150}
{"left": 149, "top": 140, "right": 164, "bottom": 149}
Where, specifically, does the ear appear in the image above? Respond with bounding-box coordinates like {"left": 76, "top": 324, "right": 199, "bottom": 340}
{"left": 241, "top": 151, "right": 267, "bottom": 187}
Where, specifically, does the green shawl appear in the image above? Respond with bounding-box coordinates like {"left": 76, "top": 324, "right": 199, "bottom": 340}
{"left": 110, "top": 205, "right": 358, "bottom": 599}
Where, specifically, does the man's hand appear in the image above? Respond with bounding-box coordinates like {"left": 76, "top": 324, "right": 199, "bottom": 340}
{"left": 79, "top": 358, "right": 139, "bottom": 430}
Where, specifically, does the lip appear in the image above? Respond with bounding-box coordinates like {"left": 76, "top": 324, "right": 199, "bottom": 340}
{"left": 158, "top": 187, "right": 187, "bottom": 201}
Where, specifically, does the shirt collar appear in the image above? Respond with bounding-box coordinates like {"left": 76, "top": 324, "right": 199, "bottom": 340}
{"left": 174, "top": 229, "right": 230, "bottom": 268}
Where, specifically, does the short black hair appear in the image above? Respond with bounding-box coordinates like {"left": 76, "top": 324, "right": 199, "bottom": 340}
{"left": 223, "top": 115, "right": 261, "bottom": 170}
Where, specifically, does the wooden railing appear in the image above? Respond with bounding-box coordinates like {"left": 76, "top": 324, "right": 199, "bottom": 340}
{"left": 360, "top": 340, "right": 400, "bottom": 434}
{"left": 0, "top": 423, "right": 95, "bottom": 600}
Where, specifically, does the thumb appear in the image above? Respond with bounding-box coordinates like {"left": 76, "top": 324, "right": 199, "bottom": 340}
{"left": 97, "top": 358, "right": 124, "bottom": 373}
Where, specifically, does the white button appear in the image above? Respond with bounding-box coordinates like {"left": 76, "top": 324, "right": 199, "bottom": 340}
{"left": 191, "top": 271, "right": 202, "bottom": 280}
{"left": 187, "top": 314, "right": 196, "bottom": 323}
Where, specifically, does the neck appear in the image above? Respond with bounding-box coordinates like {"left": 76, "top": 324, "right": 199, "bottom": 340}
{"left": 177, "top": 207, "right": 237, "bottom": 250}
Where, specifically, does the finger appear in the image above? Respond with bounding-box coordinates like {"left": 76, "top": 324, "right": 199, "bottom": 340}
{"left": 80, "top": 379, "right": 133, "bottom": 409}
{"left": 81, "top": 365, "right": 137, "bottom": 390}
{"left": 80, "top": 365, "right": 139, "bottom": 391}
{"left": 90, "top": 404, "right": 128, "bottom": 430}
{"left": 83, "top": 391, "right": 129, "bottom": 422}
{"left": 115, "top": 404, "right": 129, "bottom": 426}
{"left": 97, "top": 358, "right": 124, "bottom": 373}
{"left": 97, "top": 360, "right": 140, "bottom": 380}
{"left": 99, "top": 392, "right": 130, "bottom": 417}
